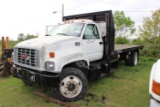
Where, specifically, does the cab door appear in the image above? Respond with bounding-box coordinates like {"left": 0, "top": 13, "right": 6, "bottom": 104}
{"left": 81, "top": 24, "right": 103, "bottom": 62}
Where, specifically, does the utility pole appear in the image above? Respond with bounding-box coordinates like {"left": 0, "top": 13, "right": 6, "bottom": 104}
{"left": 62, "top": 4, "right": 64, "bottom": 20}
{"left": 53, "top": 4, "right": 64, "bottom": 21}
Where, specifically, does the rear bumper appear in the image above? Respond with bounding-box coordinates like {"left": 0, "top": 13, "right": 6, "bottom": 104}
{"left": 12, "top": 65, "right": 59, "bottom": 86}
{"left": 150, "top": 98, "right": 160, "bottom": 107}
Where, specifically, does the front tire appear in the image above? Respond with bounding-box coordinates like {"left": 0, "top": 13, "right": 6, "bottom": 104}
{"left": 53, "top": 67, "right": 88, "bottom": 101}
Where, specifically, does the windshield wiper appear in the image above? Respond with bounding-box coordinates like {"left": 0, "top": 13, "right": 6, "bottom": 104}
{"left": 57, "top": 33, "right": 69, "bottom": 36}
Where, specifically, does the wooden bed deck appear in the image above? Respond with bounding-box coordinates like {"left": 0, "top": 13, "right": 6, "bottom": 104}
{"left": 115, "top": 44, "right": 144, "bottom": 54}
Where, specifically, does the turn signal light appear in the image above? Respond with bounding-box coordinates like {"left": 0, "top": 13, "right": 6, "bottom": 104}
{"left": 49, "top": 52, "right": 55, "bottom": 58}
{"left": 152, "top": 80, "right": 160, "bottom": 95}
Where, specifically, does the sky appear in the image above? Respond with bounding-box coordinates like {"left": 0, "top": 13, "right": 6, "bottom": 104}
{"left": 0, "top": 0, "right": 159, "bottom": 40}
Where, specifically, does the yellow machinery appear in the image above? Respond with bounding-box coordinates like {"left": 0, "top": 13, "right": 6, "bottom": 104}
{"left": 0, "top": 37, "right": 13, "bottom": 77}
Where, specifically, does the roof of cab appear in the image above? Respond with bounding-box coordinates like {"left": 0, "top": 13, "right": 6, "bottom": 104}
{"left": 61, "top": 19, "right": 93, "bottom": 24}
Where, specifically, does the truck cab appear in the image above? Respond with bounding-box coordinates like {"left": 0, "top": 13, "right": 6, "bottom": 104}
{"left": 47, "top": 19, "right": 105, "bottom": 62}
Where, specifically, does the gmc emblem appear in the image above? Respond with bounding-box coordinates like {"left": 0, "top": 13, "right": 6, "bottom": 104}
{"left": 21, "top": 54, "right": 29, "bottom": 60}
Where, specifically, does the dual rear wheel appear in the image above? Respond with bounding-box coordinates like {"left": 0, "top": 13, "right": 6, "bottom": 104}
{"left": 125, "top": 52, "right": 138, "bottom": 66}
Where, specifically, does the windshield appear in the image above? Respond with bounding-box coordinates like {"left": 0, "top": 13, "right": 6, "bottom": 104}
{"left": 48, "top": 23, "right": 84, "bottom": 37}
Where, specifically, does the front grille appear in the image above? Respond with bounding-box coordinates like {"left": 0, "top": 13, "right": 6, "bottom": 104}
{"left": 14, "top": 48, "right": 39, "bottom": 67}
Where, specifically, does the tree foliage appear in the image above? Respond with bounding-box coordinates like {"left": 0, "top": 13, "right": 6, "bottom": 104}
{"left": 114, "top": 11, "right": 136, "bottom": 37}
{"left": 138, "top": 9, "right": 160, "bottom": 57}
{"left": 115, "top": 36, "right": 130, "bottom": 44}
{"left": 18, "top": 33, "right": 38, "bottom": 41}
{"left": 25, "top": 34, "right": 38, "bottom": 40}
{"left": 131, "top": 37, "right": 144, "bottom": 45}
{"left": 18, "top": 33, "right": 25, "bottom": 41}
{"left": 139, "top": 9, "right": 160, "bottom": 40}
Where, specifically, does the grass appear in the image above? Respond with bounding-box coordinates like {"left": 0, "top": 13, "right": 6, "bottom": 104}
{"left": 0, "top": 56, "right": 157, "bottom": 107}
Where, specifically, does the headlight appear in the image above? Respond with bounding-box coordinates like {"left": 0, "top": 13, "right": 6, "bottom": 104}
{"left": 45, "top": 61, "right": 55, "bottom": 71}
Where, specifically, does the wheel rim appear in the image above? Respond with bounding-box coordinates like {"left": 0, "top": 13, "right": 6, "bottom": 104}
{"left": 60, "top": 75, "right": 82, "bottom": 98}
{"left": 134, "top": 52, "right": 138, "bottom": 65}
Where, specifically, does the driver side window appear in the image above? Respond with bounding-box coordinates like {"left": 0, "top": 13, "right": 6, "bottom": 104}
{"left": 83, "top": 24, "right": 99, "bottom": 39}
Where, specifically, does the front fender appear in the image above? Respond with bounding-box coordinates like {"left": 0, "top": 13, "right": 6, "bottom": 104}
{"left": 57, "top": 52, "right": 89, "bottom": 72}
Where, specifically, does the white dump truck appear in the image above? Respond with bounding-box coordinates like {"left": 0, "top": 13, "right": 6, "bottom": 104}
{"left": 12, "top": 10, "right": 143, "bottom": 101}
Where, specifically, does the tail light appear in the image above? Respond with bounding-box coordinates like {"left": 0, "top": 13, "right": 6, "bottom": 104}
{"left": 152, "top": 80, "right": 160, "bottom": 95}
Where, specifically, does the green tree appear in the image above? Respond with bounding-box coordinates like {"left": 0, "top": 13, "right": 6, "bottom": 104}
{"left": 139, "top": 9, "right": 160, "bottom": 40}
{"left": 25, "top": 33, "right": 38, "bottom": 40}
{"left": 18, "top": 33, "right": 25, "bottom": 41}
{"left": 17, "top": 33, "right": 38, "bottom": 41}
{"left": 115, "top": 36, "right": 130, "bottom": 44}
{"left": 138, "top": 9, "right": 160, "bottom": 57}
{"left": 131, "top": 37, "right": 144, "bottom": 45}
{"left": 114, "top": 11, "right": 136, "bottom": 37}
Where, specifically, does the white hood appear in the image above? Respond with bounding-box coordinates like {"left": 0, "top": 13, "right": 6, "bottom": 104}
{"left": 15, "top": 35, "right": 78, "bottom": 48}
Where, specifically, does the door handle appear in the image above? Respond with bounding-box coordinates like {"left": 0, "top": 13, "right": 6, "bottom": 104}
{"left": 99, "top": 42, "right": 103, "bottom": 45}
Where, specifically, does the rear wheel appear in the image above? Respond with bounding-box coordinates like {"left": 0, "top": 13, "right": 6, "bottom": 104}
{"left": 53, "top": 67, "right": 88, "bottom": 101}
{"left": 125, "top": 52, "right": 138, "bottom": 66}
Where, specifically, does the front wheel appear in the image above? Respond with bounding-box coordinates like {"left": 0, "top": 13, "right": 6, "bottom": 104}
{"left": 53, "top": 67, "right": 88, "bottom": 101}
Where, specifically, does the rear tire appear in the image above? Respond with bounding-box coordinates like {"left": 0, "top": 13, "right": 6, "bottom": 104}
{"left": 53, "top": 67, "right": 88, "bottom": 102}
{"left": 125, "top": 52, "right": 138, "bottom": 66}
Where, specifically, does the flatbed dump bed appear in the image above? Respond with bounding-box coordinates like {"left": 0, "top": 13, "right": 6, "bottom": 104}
{"left": 115, "top": 44, "right": 144, "bottom": 54}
